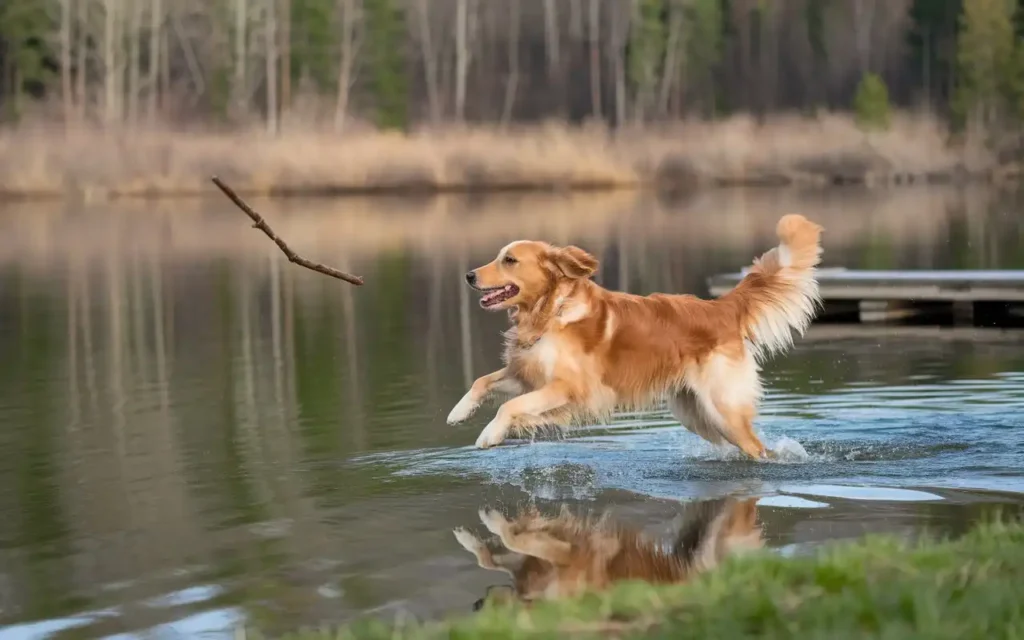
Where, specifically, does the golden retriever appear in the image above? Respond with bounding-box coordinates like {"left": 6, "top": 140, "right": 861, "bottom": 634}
{"left": 454, "top": 497, "right": 763, "bottom": 606}
{"left": 447, "top": 213, "right": 823, "bottom": 458}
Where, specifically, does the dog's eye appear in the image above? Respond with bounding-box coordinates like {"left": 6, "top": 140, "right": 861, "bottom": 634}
{"left": 503, "top": 255, "right": 517, "bottom": 265}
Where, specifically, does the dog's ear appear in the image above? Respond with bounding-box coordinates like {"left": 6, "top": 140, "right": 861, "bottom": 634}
{"left": 551, "top": 246, "right": 599, "bottom": 280}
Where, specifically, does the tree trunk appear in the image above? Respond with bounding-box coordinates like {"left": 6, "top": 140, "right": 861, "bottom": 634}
{"left": 76, "top": 0, "right": 88, "bottom": 119}
{"left": 60, "top": 0, "right": 73, "bottom": 127}
{"left": 612, "top": 1, "right": 628, "bottom": 127}
{"left": 543, "top": 0, "right": 564, "bottom": 115}
{"left": 160, "top": 22, "right": 170, "bottom": 113}
{"left": 589, "top": 0, "right": 601, "bottom": 120}
{"left": 265, "top": 0, "right": 279, "bottom": 135}
{"left": 334, "top": 0, "right": 358, "bottom": 131}
{"left": 128, "top": 0, "right": 144, "bottom": 125}
{"left": 280, "top": 0, "right": 291, "bottom": 115}
{"left": 455, "top": 0, "right": 469, "bottom": 122}
{"left": 148, "top": 0, "right": 163, "bottom": 123}
{"left": 233, "top": 0, "right": 248, "bottom": 118}
{"left": 852, "top": 0, "right": 877, "bottom": 76}
{"left": 102, "top": 0, "right": 123, "bottom": 127}
{"left": 658, "top": 3, "right": 684, "bottom": 119}
{"left": 416, "top": 0, "right": 441, "bottom": 123}
{"left": 500, "top": 0, "right": 520, "bottom": 126}
{"left": 543, "top": 0, "right": 560, "bottom": 78}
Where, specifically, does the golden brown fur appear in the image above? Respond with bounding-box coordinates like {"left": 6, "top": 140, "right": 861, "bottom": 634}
{"left": 448, "top": 214, "right": 824, "bottom": 458}
{"left": 454, "top": 497, "right": 763, "bottom": 606}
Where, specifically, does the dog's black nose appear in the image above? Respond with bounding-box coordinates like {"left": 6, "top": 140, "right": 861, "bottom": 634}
{"left": 465, "top": 271, "right": 477, "bottom": 285}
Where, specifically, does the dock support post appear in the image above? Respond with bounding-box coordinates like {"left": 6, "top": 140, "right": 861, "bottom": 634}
{"left": 952, "top": 301, "right": 975, "bottom": 326}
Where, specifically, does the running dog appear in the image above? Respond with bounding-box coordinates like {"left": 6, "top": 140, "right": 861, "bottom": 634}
{"left": 447, "top": 214, "right": 823, "bottom": 458}
{"left": 454, "top": 496, "right": 763, "bottom": 606}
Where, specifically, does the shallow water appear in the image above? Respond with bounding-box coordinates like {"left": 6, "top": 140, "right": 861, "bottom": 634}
{"left": 0, "top": 186, "right": 1023, "bottom": 638}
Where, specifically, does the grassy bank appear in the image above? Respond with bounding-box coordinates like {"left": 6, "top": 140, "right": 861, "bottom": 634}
{"left": 253, "top": 519, "right": 1024, "bottom": 639}
{"left": 0, "top": 112, "right": 999, "bottom": 201}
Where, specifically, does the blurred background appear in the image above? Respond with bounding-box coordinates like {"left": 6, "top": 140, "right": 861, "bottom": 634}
{"left": 1, "top": 1, "right": 1024, "bottom": 639}
{"left": 0, "top": 0, "right": 996, "bottom": 130}
{"left": 0, "top": 0, "right": 1019, "bottom": 195}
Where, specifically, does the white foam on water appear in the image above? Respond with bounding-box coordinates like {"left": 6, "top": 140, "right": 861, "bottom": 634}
{"left": 757, "top": 495, "right": 829, "bottom": 509}
{"left": 779, "top": 483, "right": 944, "bottom": 502}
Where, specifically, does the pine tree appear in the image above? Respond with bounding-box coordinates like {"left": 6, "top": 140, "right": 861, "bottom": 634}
{"left": 954, "top": 0, "right": 1018, "bottom": 129}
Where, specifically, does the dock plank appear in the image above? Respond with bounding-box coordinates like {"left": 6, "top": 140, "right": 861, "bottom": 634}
{"left": 707, "top": 268, "right": 1024, "bottom": 302}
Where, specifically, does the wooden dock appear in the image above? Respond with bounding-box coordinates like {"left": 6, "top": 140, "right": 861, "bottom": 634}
{"left": 706, "top": 268, "right": 1024, "bottom": 327}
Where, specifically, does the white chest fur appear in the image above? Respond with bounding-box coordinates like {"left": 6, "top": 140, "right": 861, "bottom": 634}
{"left": 512, "top": 332, "right": 582, "bottom": 385}
{"left": 530, "top": 335, "right": 562, "bottom": 379}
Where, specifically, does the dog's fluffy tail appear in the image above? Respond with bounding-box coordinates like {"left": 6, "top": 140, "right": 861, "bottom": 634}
{"left": 722, "top": 214, "right": 823, "bottom": 361}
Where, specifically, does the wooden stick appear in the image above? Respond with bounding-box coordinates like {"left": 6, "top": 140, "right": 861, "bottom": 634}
{"left": 211, "top": 176, "right": 364, "bottom": 286}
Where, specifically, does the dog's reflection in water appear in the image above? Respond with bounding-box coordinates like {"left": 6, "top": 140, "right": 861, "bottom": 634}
{"left": 455, "top": 497, "right": 763, "bottom": 610}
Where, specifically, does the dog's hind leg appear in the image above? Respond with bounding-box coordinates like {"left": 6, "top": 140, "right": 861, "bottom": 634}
{"left": 667, "top": 388, "right": 727, "bottom": 445}
{"left": 672, "top": 497, "right": 764, "bottom": 574}
{"left": 683, "top": 350, "right": 769, "bottom": 460}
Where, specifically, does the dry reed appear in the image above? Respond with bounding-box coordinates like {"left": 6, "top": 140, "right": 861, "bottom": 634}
{"left": 0, "top": 111, "right": 994, "bottom": 200}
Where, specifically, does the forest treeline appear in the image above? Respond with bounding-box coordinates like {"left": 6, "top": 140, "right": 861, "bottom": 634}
{"left": 0, "top": 0, "right": 1021, "bottom": 135}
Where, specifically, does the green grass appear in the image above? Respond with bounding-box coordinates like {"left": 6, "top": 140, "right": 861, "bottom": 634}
{"left": 251, "top": 519, "right": 1024, "bottom": 639}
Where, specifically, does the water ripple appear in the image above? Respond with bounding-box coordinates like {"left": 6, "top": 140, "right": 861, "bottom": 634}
{"left": 354, "top": 374, "right": 1024, "bottom": 502}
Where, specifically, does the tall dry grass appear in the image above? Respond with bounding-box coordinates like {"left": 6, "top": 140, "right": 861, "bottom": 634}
{"left": 0, "top": 111, "right": 994, "bottom": 199}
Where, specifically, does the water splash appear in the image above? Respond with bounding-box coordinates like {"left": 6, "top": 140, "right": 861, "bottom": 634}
{"left": 767, "top": 436, "right": 810, "bottom": 463}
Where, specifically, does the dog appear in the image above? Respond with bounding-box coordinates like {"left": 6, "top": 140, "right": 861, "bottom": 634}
{"left": 454, "top": 497, "right": 763, "bottom": 606}
{"left": 446, "top": 213, "right": 823, "bottom": 458}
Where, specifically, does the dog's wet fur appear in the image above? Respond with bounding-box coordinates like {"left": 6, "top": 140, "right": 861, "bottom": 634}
{"left": 448, "top": 214, "right": 824, "bottom": 458}
{"left": 456, "top": 497, "right": 764, "bottom": 608}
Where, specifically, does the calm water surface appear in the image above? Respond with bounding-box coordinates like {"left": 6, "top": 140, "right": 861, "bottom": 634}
{"left": 1, "top": 186, "right": 1023, "bottom": 638}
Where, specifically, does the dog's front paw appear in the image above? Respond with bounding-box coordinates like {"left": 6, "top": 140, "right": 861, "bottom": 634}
{"left": 478, "top": 509, "right": 508, "bottom": 536}
{"left": 474, "top": 419, "right": 507, "bottom": 449}
{"left": 453, "top": 527, "right": 483, "bottom": 552}
{"left": 447, "top": 393, "right": 479, "bottom": 425}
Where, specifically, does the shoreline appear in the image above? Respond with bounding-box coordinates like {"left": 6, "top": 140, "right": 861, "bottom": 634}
{"left": 1, "top": 112, "right": 1011, "bottom": 203}
{"left": 0, "top": 168, "right": 1011, "bottom": 203}
{"left": 249, "top": 518, "right": 1024, "bottom": 639}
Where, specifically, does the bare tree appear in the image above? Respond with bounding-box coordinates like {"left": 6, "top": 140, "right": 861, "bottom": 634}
{"left": 265, "top": 0, "right": 279, "bottom": 134}
{"left": 280, "top": 0, "right": 291, "bottom": 115}
{"left": 103, "top": 0, "right": 123, "bottom": 125}
{"left": 501, "top": 0, "right": 520, "bottom": 126}
{"left": 414, "top": 0, "right": 442, "bottom": 124}
{"left": 852, "top": 0, "right": 878, "bottom": 76}
{"left": 335, "top": 0, "right": 362, "bottom": 131}
{"left": 233, "top": 0, "right": 249, "bottom": 118}
{"left": 543, "top": 0, "right": 560, "bottom": 79}
{"left": 128, "top": 0, "right": 145, "bottom": 124}
{"left": 658, "top": 1, "right": 685, "bottom": 118}
{"left": 60, "top": 0, "right": 73, "bottom": 126}
{"left": 0, "top": 0, "right": 993, "bottom": 136}
{"left": 75, "top": 0, "right": 89, "bottom": 118}
{"left": 148, "top": 0, "right": 163, "bottom": 123}
{"left": 589, "top": 0, "right": 601, "bottom": 120}
{"left": 610, "top": 1, "right": 629, "bottom": 126}
{"left": 455, "top": 0, "right": 470, "bottom": 121}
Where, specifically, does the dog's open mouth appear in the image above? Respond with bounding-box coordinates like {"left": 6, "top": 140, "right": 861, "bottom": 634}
{"left": 479, "top": 284, "right": 519, "bottom": 308}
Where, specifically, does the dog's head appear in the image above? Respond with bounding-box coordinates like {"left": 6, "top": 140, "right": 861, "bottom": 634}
{"left": 464, "top": 241, "right": 599, "bottom": 312}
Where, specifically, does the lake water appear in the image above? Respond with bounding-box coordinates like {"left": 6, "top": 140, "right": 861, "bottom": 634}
{"left": 1, "top": 186, "right": 1023, "bottom": 638}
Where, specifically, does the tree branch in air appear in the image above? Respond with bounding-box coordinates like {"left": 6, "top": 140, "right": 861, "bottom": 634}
{"left": 211, "top": 176, "right": 364, "bottom": 286}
